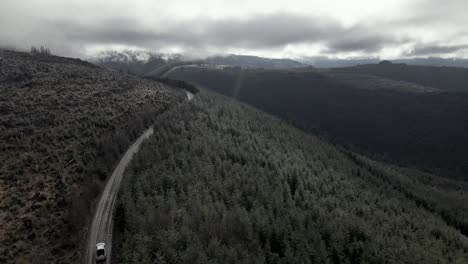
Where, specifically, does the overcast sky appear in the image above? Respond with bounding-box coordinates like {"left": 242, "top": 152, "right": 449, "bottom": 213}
{"left": 1, "top": 0, "right": 467, "bottom": 59}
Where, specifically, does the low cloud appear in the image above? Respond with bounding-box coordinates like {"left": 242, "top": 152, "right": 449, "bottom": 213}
{"left": 198, "top": 14, "right": 341, "bottom": 48}
{"left": 326, "top": 34, "right": 397, "bottom": 53}
{"left": 47, "top": 14, "right": 346, "bottom": 50}
{"left": 0, "top": 12, "right": 409, "bottom": 57}
{"left": 406, "top": 44, "right": 468, "bottom": 56}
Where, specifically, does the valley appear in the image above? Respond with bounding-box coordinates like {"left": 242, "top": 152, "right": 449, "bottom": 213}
{"left": 167, "top": 66, "right": 468, "bottom": 180}
{"left": 114, "top": 89, "right": 468, "bottom": 263}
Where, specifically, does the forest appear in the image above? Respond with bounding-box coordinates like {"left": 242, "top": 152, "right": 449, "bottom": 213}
{"left": 167, "top": 67, "right": 468, "bottom": 180}
{"left": 115, "top": 89, "right": 468, "bottom": 264}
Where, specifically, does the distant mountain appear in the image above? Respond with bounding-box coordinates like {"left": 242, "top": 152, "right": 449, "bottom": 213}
{"left": 301, "top": 57, "right": 468, "bottom": 68}
{"left": 92, "top": 51, "right": 307, "bottom": 75}
{"left": 205, "top": 54, "right": 307, "bottom": 69}
{"left": 167, "top": 66, "right": 468, "bottom": 180}
{"left": 328, "top": 62, "right": 468, "bottom": 92}
{"left": 300, "top": 57, "right": 381, "bottom": 68}
{"left": 394, "top": 57, "right": 468, "bottom": 68}
{"left": 91, "top": 50, "right": 183, "bottom": 75}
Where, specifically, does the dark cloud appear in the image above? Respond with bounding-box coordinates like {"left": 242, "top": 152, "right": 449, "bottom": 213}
{"left": 406, "top": 44, "right": 468, "bottom": 56}
{"left": 47, "top": 14, "right": 343, "bottom": 49}
{"left": 326, "top": 35, "right": 391, "bottom": 53}
{"left": 2, "top": 1, "right": 467, "bottom": 58}
{"left": 49, "top": 18, "right": 158, "bottom": 46}
{"left": 323, "top": 24, "right": 409, "bottom": 53}
{"left": 42, "top": 13, "right": 408, "bottom": 55}
{"left": 200, "top": 14, "right": 342, "bottom": 48}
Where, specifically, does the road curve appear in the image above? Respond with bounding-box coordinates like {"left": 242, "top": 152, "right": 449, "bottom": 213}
{"left": 160, "top": 64, "right": 197, "bottom": 78}
{"left": 83, "top": 91, "right": 193, "bottom": 264}
{"left": 83, "top": 127, "right": 154, "bottom": 264}
{"left": 185, "top": 90, "right": 194, "bottom": 100}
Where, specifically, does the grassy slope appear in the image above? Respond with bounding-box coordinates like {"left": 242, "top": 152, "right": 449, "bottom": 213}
{"left": 0, "top": 50, "right": 184, "bottom": 263}
{"left": 323, "top": 72, "right": 440, "bottom": 93}
{"left": 115, "top": 89, "right": 468, "bottom": 264}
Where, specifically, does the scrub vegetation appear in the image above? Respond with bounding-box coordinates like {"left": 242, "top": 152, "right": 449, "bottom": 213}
{"left": 0, "top": 49, "right": 184, "bottom": 264}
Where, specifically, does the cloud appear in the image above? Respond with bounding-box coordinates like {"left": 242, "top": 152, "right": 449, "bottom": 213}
{"left": 30, "top": 13, "right": 406, "bottom": 56}
{"left": 1, "top": 0, "right": 467, "bottom": 58}
{"left": 198, "top": 14, "right": 341, "bottom": 48}
{"left": 406, "top": 44, "right": 468, "bottom": 56}
{"left": 45, "top": 14, "right": 342, "bottom": 49}
{"left": 326, "top": 34, "right": 397, "bottom": 53}
{"left": 50, "top": 18, "right": 158, "bottom": 46}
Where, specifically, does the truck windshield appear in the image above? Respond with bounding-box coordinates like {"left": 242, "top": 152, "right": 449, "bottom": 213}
{"left": 97, "top": 249, "right": 105, "bottom": 256}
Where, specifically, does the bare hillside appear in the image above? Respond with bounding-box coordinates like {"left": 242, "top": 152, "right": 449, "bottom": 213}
{"left": 0, "top": 50, "right": 184, "bottom": 263}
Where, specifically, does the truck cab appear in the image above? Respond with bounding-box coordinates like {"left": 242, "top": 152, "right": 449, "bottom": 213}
{"left": 95, "top": 243, "right": 106, "bottom": 263}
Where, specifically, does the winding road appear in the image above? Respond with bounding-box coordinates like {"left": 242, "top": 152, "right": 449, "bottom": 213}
{"left": 160, "top": 64, "right": 197, "bottom": 78}
{"left": 83, "top": 90, "right": 193, "bottom": 264}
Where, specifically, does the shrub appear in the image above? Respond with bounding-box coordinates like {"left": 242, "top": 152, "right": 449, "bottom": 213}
{"left": 30, "top": 45, "right": 51, "bottom": 56}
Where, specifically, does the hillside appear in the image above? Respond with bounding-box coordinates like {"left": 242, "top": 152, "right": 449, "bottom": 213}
{"left": 324, "top": 73, "right": 440, "bottom": 93}
{"left": 114, "top": 89, "right": 468, "bottom": 263}
{"left": 301, "top": 57, "right": 468, "bottom": 69}
{"left": 167, "top": 66, "right": 468, "bottom": 180}
{"left": 205, "top": 54, "right": 307, "bottom": 69}
{"left": 328, "top": 63, "right": 468, "bottom": 92}
{"left": 0, "top": 50, "right": 185, "bottom": 263}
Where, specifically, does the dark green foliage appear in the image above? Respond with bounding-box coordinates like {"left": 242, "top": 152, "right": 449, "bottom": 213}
{"left": 168, "top": 67, "right": 468, "bottom": 180}
{"left": 115, "top": 90, "right": 468, "bottom": 264}
{"left": 344, "top": 151, "right": 468, "bottom": 236}
{"left": 152, "top": 77, "right": 199, "bottom": 94}
{"left": 30, "top": 45, "right": 51, "bottom": 56}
